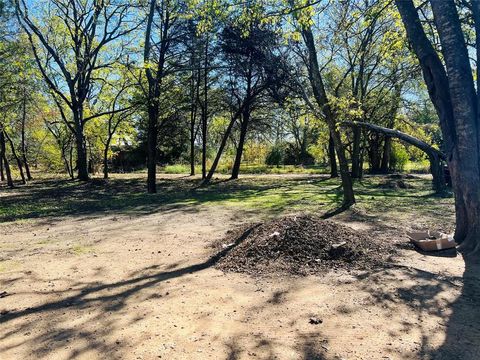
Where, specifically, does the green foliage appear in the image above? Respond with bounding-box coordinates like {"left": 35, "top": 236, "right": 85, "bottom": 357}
{"left": 390, "top": 142, "right": 409, "bottom": 172}
{"left": 265, "top": 144, "right": 285, "bottom": 166}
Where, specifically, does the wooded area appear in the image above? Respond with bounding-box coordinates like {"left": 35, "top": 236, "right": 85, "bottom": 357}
{"left": 1, "top": 1, "right": 480, "bottom": 359}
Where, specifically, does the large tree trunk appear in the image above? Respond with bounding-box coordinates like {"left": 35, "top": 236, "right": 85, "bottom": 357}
{"left": 395, "top": 0, "right": 465, "bottom": 244}
{"left": 73, "top": 108, "right": 89, "bottom": 181}
{"left": 328, "top": 133, "right": 338, "bottom": 178}
{"left": 396, "top": 0, "right": 480, "bottom": 256}
{"left": 0, "top": 131, "right": 13, "bottom": 188}
{"left": 147, "top": 104, "right": 158, "bottom": 193}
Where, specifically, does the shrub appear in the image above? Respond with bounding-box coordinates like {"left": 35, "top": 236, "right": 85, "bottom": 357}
{"left": 265, "top": 144, "right": 285, "bottom": 167}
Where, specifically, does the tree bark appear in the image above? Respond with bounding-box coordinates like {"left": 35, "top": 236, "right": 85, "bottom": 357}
{"left": 0, "top": 131, "right": 13, "bottom": 188}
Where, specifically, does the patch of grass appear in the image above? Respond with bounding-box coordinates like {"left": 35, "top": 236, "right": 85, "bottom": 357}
{"left": 404, "top": 160, "right": 431, "bottom": 173}
{"left": 161, "top": 163, "right": 330, "bottom": 175}
{"left": 0, "top": 173, "right": 454, "bottom": 231}
{"left": 0, "top": 260, "right": 22, "bottom": 273}
{"left": 71, "top": 244, "right": 93, "bottom": 255}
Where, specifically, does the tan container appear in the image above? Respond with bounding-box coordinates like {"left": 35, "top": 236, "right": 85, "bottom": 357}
{"left": 407, "top": 229, "right": 457, "bottom": 252}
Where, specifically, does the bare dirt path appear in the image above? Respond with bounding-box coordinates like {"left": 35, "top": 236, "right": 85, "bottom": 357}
{"left": 0, "top": 174, "right": 478, "bottom": 360}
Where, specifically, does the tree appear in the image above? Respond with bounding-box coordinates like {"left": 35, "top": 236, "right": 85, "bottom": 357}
{"left": 143, "top": 0, "right": 183, "bottom": 193}
{"left": 15, "top": 0, "right": 138, "bottom": 181}
{"left": 288, "top": 0, "right": 355, "bottom": 207}
{"left": 395, "top": 0, "right": 480, "bottom": 256}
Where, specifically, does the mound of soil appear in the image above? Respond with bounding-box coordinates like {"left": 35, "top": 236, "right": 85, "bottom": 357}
{"left": 215, "top": 215, "right": 394, "bottom": 276}
{"left": 378, "top": 179, "right": 414, "bottom": 190}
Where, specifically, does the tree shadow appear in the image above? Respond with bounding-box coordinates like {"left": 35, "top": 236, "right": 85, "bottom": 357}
{"left": 353, "top": 257, "right": 479, "bottom": 359}
{"left": 429, "top": 259, "right": 480, "bottom": 360}
{"left": 0, "top": 225, "right": 257, "bottom": 359}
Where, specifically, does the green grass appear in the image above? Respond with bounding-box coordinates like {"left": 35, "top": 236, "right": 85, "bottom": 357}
{"left": 161, "top": 163, "right": 330, "bottom": 175}
{"left": 0, "top": 173, "right": 455, "bottom": 231}
{"left": 404, "top": 160, "right": 431, "bottom": 173}
{"left": 71, "top": 244, "right": 94, "bottom": 255}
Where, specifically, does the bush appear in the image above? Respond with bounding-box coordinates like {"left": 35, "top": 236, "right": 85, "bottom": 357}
{"left": 284, "top": 143, "right": 315, "bottom": 165}
{"left": 265, "top": 145, "right": 285, "bottom": 167}
{"left": 390, "top": 143, "right": 409, "bottom": 172}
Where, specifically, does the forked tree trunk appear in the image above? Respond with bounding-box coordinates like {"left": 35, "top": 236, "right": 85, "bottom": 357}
{"left": 5, "top": 131, "right": 26, "bottom": 185}
{"left": 204, "top": 109, "right": 242, "bottom": 183}
{"left": 0, "top": 131, "right": 13, "bottom": 188}
{"left": 396, "top": 0, "right": 480, "bottom": 256}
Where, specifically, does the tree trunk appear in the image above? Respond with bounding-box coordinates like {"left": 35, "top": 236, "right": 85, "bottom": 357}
{"left": 103, "top": 142, "right": 110, "bottom": 179}
{"left": 0, "top": 131, "right": 13, "bottom": 188}
{"left": 0, "top": 154, "right": 4, "bottom": 182}
{"left": 21, "top": 95, "right": 32, "bottom": 181}
{"left": 204, "top": 110, "right": 242, "bottom": 183}
{"left": 300, "top": 25, "right": 355, "bottom": 206}
{"left": 380, "top": 136, "right": 391, "bottom": 173}
{"left": 147, "top": 104, "right": 158, "bottom": 193}
{"left": 328, "top": 133, "right": 338, "bottom": 178}
{"left": 190, "top": 113, "right": 195, "bottom": 176}
{"left": 201, "top": 36, "right": 209, "bottom": 180}
{"left": 342, "top": 120, "right": 447, "bottom": 193}
{"left": 428, "top": 152, "right": 447, "bottom": 194}
{"left": 395, "top": 0, "right": 472, "bottom": 246}
{"left": 73, "top": 108, "right": 89, "bottom": 181}
{"left": 351, "top": 126, "right": 362, "bottom": 178}
{"left": 5, "top": 131, "right": 26, "bottom": 185}
{"left": 231, "top": 112, "right": 250, "bottom": 180}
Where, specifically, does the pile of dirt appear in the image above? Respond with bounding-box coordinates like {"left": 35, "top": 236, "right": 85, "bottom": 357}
{"left": 215, "top": 215, "right": 394, "bottom": 276}
{"left": 378, "top": 179, "right": 414, "bottom": 190}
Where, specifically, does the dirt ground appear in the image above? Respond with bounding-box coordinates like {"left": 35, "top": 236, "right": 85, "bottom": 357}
{"left": 0, "top": 174, "right": 479, "bottom": 360}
